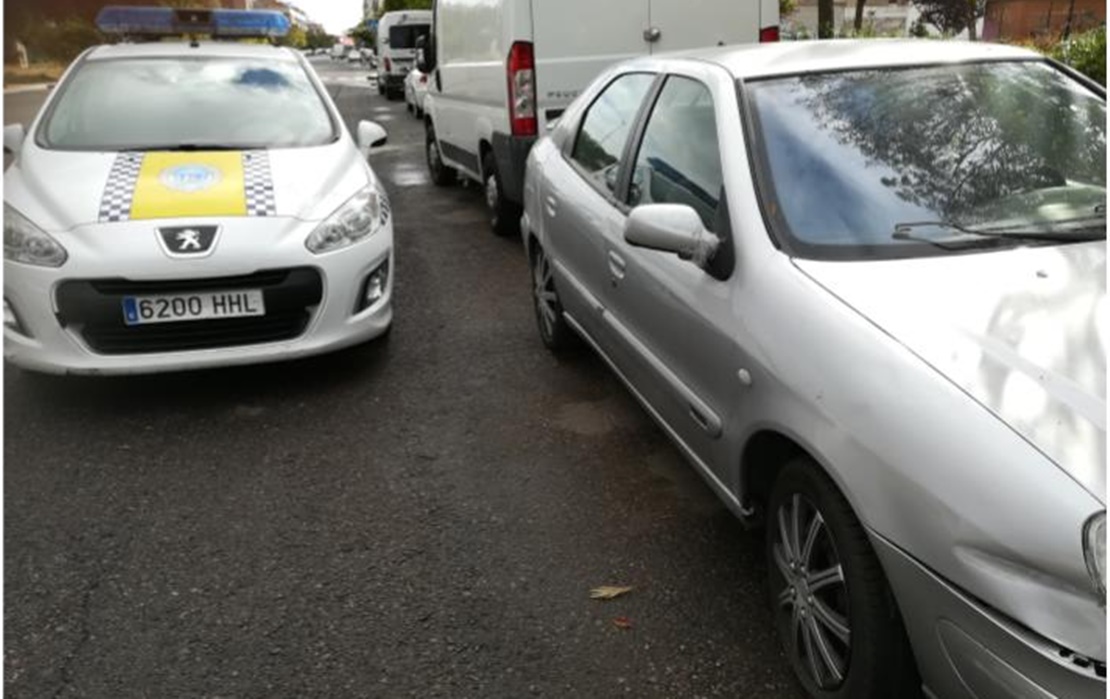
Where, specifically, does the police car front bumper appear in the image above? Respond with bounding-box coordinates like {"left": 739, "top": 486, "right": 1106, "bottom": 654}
{"left": 4, "top": 216, "right": 393, "bottom": 375}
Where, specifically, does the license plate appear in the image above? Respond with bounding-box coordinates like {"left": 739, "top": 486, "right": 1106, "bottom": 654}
{"left": 122, "top": 290, "right": 265, "bottom": 326}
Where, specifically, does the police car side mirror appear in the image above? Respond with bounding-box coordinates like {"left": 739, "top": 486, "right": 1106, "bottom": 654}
{"left": 357, "top": 121, "right": 388, "bottom": 155}
{"left": 4, "top": 124, "right": 25, "bottom": 155}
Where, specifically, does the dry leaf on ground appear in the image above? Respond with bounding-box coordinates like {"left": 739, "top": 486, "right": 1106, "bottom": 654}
{"left": 590, "top": 585, "right": 634, "bottom": 600}
{"left": 612, "top": 616, "right": 634, "bottom": 630}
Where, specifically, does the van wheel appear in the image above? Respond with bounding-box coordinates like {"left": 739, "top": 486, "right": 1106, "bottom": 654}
{"left": 426, "top": 127, "right": 456, "bottom": 187}
{"left": 483, "top": 151, "right": 521, "bottom": 237}
{"left": 766, "top": 460, "right": 920, "bottom": 699}
{"left": 529, "top": 242, "right": 574, "bottom": 351}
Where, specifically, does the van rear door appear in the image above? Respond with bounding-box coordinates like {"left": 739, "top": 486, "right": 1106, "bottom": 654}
{"left": 531, "top": 0, "right": 649, "bottom": 124}
{"left": 647, "top": 0, "right": 761, "bottom": 51}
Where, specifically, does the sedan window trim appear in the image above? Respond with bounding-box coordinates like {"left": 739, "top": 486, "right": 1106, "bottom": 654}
{"left": 737, "top": 57, "right": 1105, "bottom": 262}
{"left": 561, "top": 71, "right": 663, "bottom": 211}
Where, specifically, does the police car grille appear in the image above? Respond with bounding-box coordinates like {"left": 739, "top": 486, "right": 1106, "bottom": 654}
{"left": 80, "top": 313, "right": 311, "bottom": 354}
{"left": 56, "top": 268, "right": 322, "bottom": 355}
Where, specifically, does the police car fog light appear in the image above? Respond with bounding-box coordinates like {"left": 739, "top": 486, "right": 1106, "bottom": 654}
{"left": 357, "top": 259, "right": 390, "bottom": 312}
{"left": 4, "top": 298, "right": 23, "bottom": 334}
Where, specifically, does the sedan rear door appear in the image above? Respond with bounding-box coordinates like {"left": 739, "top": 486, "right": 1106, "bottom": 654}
{"left": 540, "top": 72, "right": 658, "bottom": 350}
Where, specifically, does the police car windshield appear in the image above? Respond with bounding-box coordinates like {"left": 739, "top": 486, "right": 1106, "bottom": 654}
{"left": 40, "top": 56, "right": 336, "bottom": 151}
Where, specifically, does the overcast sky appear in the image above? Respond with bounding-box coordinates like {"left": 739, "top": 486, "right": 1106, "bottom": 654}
{"left": 293, "top": 0, "right": 364, "bottom": 35}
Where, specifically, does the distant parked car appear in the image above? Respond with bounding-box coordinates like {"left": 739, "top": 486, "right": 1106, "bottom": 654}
{"left": 522, "top": 39, "right": 1106, "bottom": 699}
{"left": 404, "top": 68, "right": 428, "bottom": 118}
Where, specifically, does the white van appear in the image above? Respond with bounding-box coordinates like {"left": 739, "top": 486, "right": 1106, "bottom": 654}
{"left": 418, "top": 0, "right": 780, "bottom": 235}
{"left": 376, "top": 10, "right": 432, "bottom": 100}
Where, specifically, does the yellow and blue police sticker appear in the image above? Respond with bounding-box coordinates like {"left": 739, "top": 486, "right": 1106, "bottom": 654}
{"left": 98, "top": 151, "right": 276, "bottom": 222}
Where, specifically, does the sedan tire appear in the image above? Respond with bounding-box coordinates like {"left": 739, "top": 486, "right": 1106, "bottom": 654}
{"left": 529, "top": 242, "right": 575, "bottom": 352}
{"left": 766, "top": 459, "right": 919, "bottom": 699}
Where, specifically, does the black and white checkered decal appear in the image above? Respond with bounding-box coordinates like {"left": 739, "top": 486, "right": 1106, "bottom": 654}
{"left": 98, "top": 153, "right": 144, "bottom": 223}
{"left": 243, "top": 151, "right": 277, "bottom": 217}
{"left": 97, "top": 151, "right": 278, "bottom": 223}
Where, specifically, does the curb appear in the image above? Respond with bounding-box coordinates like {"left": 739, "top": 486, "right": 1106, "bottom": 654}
{"left": 4, "top": 83, "right": 53, "bottom": 94}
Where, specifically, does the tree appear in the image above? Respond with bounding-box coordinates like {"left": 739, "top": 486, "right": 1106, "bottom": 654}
{"left": 379, "top": 0, "right": 432, "bottom": 14}
{"left": 854, "top": 0, "right": 867, "bottom": 31}
{"left": 818, "top": 0, "right": 834, "bottom": 38}
{"left": 779, "top": 0, "right": 797, "bottom": 17}
{"left": 913, "top": 0, "right": 985, "bottom": 39}
{"left": 348, "top": 24, "right": 375, "bottom": 48}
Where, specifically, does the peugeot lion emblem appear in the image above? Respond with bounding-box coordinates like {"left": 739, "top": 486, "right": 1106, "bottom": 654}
{"left": 157, "top": 225, "right": 219, "bottom": 257}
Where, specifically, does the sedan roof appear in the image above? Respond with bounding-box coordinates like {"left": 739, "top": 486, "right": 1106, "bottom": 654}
{"left": 661, "top": 39, "right": 1043, "bottom": 80}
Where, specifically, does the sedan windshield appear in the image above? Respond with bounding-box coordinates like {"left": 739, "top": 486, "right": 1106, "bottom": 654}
{"left": 40, "top": 57, "right": 336, "bottom": 151}
{"left": 746, "top": 61, "right": 1106, "bottom": 260}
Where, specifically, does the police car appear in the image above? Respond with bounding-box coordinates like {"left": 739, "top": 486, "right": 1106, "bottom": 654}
{"left": 3, "top": 7, "right": 394, "bottom": 374}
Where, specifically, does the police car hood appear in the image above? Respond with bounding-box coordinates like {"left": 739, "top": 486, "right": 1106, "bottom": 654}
{"left": 13, "top": 141, "right": 371, "bottom": 231}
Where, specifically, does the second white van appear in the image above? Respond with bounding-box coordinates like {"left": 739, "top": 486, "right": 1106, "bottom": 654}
{"left": 377, "top": 10, "right": 432, "bottom": 100}
{"left": 419, "top": 0, "right": 780, "bottom": 235}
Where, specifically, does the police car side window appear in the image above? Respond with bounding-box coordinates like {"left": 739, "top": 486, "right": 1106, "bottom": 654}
{"left": 569, "top": 73, "right": 655, "bottom": 195}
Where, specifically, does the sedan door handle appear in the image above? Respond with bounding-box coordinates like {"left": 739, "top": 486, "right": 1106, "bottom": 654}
{"left": 608, "top": 250, "right": 626, "bottom": 281}
{"left": 544, "top": 195, "right": 558, "bottom": 218}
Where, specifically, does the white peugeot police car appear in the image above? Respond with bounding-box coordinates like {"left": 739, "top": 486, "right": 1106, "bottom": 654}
{"left": 3, "top": 7, "right": 393, "bottom": 374}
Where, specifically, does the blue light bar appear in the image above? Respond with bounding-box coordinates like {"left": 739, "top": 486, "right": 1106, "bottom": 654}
{"left": 96, "top": 6, "right": 291, "bottom": 38}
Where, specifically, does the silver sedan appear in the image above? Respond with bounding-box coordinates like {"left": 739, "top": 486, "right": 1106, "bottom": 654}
{"left": 521, "top": 40, "right": 1106, "bottom": 699}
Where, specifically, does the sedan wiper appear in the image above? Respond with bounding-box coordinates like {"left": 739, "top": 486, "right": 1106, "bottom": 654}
{"left": 892, "top": 221, "right": 1017, "bottom": 250}
{"left": 893, "top": 220, "right": 1104, "bottom": 250}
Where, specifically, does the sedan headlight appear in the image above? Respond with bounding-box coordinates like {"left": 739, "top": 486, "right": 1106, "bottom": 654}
{"left": 305, "top": 184, "right": 388, "bottom": 255}
{"left": 1084, "top": 511, "right": 1105, "bottom": 603}
{"left": 4, "top": 204, "right": 67, "bottom": 267}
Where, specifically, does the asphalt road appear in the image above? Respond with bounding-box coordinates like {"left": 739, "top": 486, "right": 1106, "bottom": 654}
{"left": 4, "top": 58, "right": 806, "bottom": 699}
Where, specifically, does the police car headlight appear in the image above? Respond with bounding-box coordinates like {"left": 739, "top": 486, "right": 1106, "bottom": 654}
{"left": 1085, "top": 512, "right": 1106, "bottom": 603}
{"left": 305, "top": 184, "right": 388, "bottom": 255}
{"left": 4, "top": 204, "right": 68, "bottom": 267}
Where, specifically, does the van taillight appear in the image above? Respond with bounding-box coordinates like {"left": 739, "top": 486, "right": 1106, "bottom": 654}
{"left": 384, "top": 56, "right": 392, "bottom": 72}
{"left": 419, "top": 74, "right": 427, "bottom": 84}
{"left": 507, "top": 41, "right": 537, "bottom": 137}
{"left": 759, "top": 26, "right": 780, "bottom": 42}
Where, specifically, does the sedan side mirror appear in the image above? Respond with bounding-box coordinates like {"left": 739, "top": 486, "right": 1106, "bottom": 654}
{"left": 4, "top": 123, "right": 25, "bottom": 155}
{"left": 357, "top": 120, "right": 388, "bottom": 156}
{"left": 624, "top": 204, "right": 720, "bottom": 268}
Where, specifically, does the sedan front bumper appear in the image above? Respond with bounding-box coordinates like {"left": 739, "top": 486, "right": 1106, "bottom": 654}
{"left": 873, "top": 535, "right": 1106, "bottom": 699}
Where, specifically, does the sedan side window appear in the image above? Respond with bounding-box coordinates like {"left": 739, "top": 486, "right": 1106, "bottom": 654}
{"left": 569, "top": 73, "right": 656, "bottom": 195}
{"left": 627, "top": 77, "right": 723, "bottom": 231}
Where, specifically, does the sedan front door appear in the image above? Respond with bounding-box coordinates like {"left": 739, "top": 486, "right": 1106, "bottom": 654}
{"left": 602, "top": 72, "right": 748, "bottom": 481}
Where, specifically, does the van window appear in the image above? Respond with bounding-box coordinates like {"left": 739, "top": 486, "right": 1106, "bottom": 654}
{"left": 570, "top": 73, "right": 655, "bottom": 194}
{"left": 388, "top": 24, "right": 430, "bottom": 49}
{"left": 627, "top": 77, "right": 723, "bottom": 231}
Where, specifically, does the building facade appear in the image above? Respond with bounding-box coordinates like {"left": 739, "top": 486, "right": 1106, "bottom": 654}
{"left": 983, "top": 0, "right": 1105, "bottom": 40}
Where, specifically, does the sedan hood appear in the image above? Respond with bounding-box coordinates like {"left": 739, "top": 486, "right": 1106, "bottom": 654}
{"left": 796, "top": 243, "right": 1106, "bottom": 502}
{"left": 9, "top": 142, "right": 368, "bottom": 231}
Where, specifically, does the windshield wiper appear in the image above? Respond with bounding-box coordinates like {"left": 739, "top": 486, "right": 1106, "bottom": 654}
{"left": 124, "top": 144, "right": 253, "bottom": 152}
{"left": 893, "top": 219, "right": 1104, "bottom": 250}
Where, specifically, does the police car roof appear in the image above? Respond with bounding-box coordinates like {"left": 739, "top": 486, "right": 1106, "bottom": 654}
{"left": 86, "top": 41, "right": 297, "bottom": 62}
